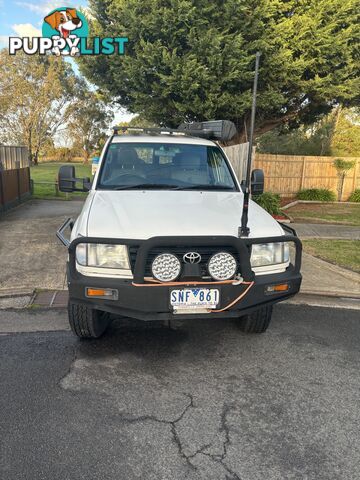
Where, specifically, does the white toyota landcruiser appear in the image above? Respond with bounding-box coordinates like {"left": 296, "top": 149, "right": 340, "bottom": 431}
{"left": 57, "top": 121, "right": 302, "bottom": 338}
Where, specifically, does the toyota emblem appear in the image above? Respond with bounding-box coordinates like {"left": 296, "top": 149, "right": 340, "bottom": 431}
{"left": 183, "top": 252, "right": 202, "bottom": 264}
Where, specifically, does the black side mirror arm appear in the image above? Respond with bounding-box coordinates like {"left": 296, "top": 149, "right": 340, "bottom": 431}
{"left": 60, "top": 177, "right": 90, "bottom": 192}
{"left": 82, "top": 177, "right": 92, "bottom": 192}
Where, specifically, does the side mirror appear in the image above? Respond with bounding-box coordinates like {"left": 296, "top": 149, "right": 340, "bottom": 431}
{"left": 251, "top": 169, "right": 264, "bottom": 196}
{"left": 58, "top": 165, "right": 76, "bottom": 192}
{"left": 58, "top": 166, "right": 91, "bottom": 193}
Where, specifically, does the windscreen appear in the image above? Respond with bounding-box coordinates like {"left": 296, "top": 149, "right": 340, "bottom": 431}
{"left": 97, "top": 142, "right": 237, "bottom": 191}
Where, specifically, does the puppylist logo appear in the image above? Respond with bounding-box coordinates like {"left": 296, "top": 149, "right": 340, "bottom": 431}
{"left": 9, "top": 6, "right": 128, "bottom": 56}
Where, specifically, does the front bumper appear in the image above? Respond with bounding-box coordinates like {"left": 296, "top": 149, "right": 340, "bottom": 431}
{"left": 61, "top": 223, "right": 302, "bottom": 321}
{"left": 67, "top": 267, "right": 302, "bottom": 321}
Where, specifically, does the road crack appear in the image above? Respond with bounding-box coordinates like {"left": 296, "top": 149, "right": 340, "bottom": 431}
{"left": 117, "top": 397, "right": 241, "bottom": 479}
{"left": 170, "top": 393, "right": 198, "bottom": 470}
{"left": 60, "top": 375, "right": 240, "bottom": 480}
{"left": 115, "top": 393, "right": 197, "bottom": 470}
{"left": 200, "top": 404, "right": 242, "bottom": 480}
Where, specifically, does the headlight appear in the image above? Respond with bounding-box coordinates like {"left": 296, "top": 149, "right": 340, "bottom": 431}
{"left": 208, "top": 252, "right": 237, "bottom": 281}
{"left": 76, "top": 243, "right": 130, "bottom": 269}
{"left": 251, "top": 243, "right": 289, "bottom": 267}
{"left": 151, "top": 253, "right": 181, "bottom": 282}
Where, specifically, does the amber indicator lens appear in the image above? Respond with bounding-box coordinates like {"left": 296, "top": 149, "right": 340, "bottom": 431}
{"left": 86, "top": 288, "right": 118, "bottom": 300}
{"left": 265, "top": 283, "right": 289, "bottom": 294}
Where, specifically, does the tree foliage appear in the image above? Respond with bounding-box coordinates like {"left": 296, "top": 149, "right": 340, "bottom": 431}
{"left": 330, "top": 108, "right": 360, "bottom": 157}
{"left": 78, "top": 0, "right": 359, "bottom": 141}
{"left": 0, "top": 50, "right": 114, "bottom": 165}
{"left": 257, "top": 107, "right": 360, "bottom": 156}
{"left": 66, "top": 80, "right": 114, "bottom": 163}
{"left": 256, "top": 124, "right": 329, "bottom": 156}
{"left": 0, "top": 50, "right": 76, "bottom": 164}
{"left": 117, "top": 115, "right": 158, "bottom": 128}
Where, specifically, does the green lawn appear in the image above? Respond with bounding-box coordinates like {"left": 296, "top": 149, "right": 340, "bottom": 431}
{"left": 31, "top": 162, "right": 92, "bottom": 199}
{"left": 303, "top": 240, "right": 360, "bottom": 273}
{"left": 285, "top": 203, "right": 360, "bottom": 226}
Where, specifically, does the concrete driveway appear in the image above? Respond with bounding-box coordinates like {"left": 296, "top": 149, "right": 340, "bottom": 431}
{"left": 0, "top": 200, "right": 83, "bottom": 292}
{"left": 1, "top": 304, "right": 359, "bottom": 479}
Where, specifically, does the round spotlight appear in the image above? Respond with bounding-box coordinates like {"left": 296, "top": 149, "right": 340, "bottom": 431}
{"left": 151, "top": 253, "right": 181, "bottom": 282}
{"left": 208, "top": 252, "right": 237, "bottom": 281}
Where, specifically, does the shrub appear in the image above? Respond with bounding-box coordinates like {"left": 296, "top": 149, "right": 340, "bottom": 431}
{"left": 333, "top": 158, "right": 356, "bottom": 171}
{"left": 349, "top": 189, "right": 360, "bottom": 202}
{"left": 253, "top": 192, "right": 281, "bottom": 215}
{"left": 333, "top": 158, "right": 356, "bottom": 201}
{"left": 297, "top": 188, "right": 336, "bottom": 202}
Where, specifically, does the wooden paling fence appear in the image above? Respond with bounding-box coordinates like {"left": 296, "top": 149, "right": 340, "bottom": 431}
{"left": 222, "top": 143, "right": 251, "bottom": 182}
{"left": 223, "top": 144, "right": 360, "bottom": 200}
{"left": 255, "top": 154, "right": 360, "bottom": 200}
{"left": 0, "top": 146, "right": 31, "bottom": 213}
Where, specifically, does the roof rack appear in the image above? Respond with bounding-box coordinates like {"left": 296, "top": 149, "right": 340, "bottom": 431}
{"left": 112, "top": 120, "right": 237, "bottom": 143}
{"left": 112, "top": 126, "right": 213, "bottom": 139}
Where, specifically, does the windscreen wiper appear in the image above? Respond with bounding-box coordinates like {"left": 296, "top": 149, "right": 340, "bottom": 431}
{"left": 113, "top": 183, "right": 181, "bottom": 190}
{"left": 173, "top": 185, "right": 235, "bottom": 191}
{"left": 112, "top": 184, "right": 235, "bottom": 191}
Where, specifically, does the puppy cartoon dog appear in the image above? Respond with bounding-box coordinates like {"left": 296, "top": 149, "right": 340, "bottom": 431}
{"left": 44, "top": 8, "right": 82, "bottom": 56}
{"left": 44, "top": 8, "right": 82, "bottom": 39}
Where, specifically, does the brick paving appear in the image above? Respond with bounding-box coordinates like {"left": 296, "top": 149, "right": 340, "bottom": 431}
{"left": 31, "top": 290, "right": 68, "bottom": 308}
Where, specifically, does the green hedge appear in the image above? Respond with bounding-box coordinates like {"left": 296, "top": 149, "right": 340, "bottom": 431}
{"left": 253, "top": 192, "right": 281, "bottom": 215}
{"left": 349, "top": 189, "right": 360, "bottom": 202}
{"left": 297, "top": 188, "right": 336, "bottom": 202}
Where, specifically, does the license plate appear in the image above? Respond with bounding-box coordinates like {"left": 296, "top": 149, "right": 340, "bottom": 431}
{"left": 170, "top": 288, "right": 220, "bottom": 310}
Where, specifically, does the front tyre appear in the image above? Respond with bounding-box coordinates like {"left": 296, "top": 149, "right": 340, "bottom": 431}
{"left": 239, "top": 305, "right": 273, "bottom": 334}
{"left": 68, "top": 301, "right": 111, "bottom": 339}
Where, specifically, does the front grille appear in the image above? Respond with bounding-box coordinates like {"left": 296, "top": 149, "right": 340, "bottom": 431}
{"left": 128, "top": 245, "right": 241, "bottom": 279}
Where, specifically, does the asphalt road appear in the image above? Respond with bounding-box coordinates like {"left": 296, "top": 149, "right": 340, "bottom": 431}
{"left": 1, "top": 304, "right": 359, "bottom": 480}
